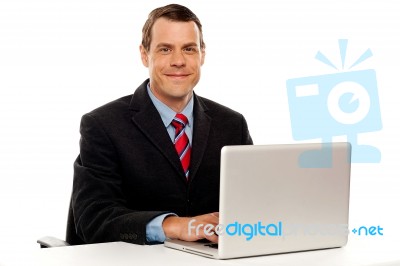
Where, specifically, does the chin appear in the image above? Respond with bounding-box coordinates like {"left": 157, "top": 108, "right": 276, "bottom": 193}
{"left": 168, "top": 85, "right": 193, "bottom": 95}
{"left": 170, "top": 91, "right": 193, "bottom": 100}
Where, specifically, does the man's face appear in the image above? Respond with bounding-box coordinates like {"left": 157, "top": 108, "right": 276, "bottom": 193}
{"left": 140, "top": 18, "right": 205, "bottom": 110}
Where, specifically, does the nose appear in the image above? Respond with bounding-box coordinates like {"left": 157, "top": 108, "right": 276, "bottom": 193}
{"left": 170, "top": 50, "right": 186, "bottom": 68}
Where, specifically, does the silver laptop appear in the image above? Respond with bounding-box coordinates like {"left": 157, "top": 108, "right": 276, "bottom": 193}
{"left": 164, "top": 142, "right": 352, "bottom": 259}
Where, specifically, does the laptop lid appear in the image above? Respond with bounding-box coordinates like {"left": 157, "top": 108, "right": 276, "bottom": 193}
{"left": 165, "top": 142, "right": 351, "bottom": 259}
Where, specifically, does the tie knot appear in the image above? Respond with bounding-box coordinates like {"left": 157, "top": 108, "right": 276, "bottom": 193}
{"left": 172, "top": 114, "right": 188, "bottom": 130}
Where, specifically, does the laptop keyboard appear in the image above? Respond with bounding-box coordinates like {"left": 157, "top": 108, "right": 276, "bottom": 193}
{"left": 205, "top": 243, "right": 218, "bottom": 249}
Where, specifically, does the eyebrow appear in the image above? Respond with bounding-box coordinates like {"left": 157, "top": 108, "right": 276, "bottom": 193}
{"left": 155, "top": 42, "right": 199, "bottom": 49}
{"left": 155, "top": 43, "right": 173, "bottom": 49}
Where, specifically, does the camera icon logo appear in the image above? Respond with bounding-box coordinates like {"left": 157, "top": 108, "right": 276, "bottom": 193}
{"left": 286, "top": 39, "right": 382, "bottom": 166}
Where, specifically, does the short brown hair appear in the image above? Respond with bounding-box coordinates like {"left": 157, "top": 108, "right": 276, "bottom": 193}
{"left": 141, "top": 4, "right": 205, "bottom": 51}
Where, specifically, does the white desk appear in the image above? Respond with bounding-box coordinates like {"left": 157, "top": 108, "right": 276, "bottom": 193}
{"left": 6, "top": 237, "right": 400, "bottom": 266}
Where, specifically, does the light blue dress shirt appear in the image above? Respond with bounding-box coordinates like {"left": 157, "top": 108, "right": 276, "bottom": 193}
{"left": 145, "top": 84, "right": 194, "bottom": 243}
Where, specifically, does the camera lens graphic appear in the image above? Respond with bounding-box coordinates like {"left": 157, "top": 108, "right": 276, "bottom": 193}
{"left": 286, "top": 39, "right": 382, "bottom": 164}
{"left": 327, "top": 81, "right": 371, "bottom": 125}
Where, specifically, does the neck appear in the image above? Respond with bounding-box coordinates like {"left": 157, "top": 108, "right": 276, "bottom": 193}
{"left": 149, "top": 87, "right": 192, "bottom": 113}
{"left": 167, "top": 96, "right": 191, "bottom": 113}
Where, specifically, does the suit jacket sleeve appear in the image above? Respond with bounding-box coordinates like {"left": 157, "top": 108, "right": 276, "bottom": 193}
{"left": 72, "top": 113, "right": 169, "bottom": 245}
{"left": 241, "top": 114, "right": 253, "bottom": 145}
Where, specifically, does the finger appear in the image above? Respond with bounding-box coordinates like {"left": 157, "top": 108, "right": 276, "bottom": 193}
{"left": 210, "top": 212, "right": 219, "bottom": 218}
{"left": 205, "top": 232, "right": 219, "bottom": 243}
{"left": 204, "top": 213, "right": 219, "bottom": 224}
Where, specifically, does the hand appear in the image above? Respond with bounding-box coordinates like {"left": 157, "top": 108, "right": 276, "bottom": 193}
{"left": 162, "top": 212, "right": 219, "bottom": 243}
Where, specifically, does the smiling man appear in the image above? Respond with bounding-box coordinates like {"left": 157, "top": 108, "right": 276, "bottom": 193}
{"left": 140, "top": 16, "right": 204, "bottom": 113}
{"left": 70, "top": 4, "right": 253, "bottom": 245}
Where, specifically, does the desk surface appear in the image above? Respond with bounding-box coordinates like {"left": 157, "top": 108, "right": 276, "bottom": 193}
{"left": 6, "top": 237, "right": 400, "bottom": 266}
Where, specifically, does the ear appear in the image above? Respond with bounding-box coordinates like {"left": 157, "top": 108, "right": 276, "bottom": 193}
{"left": 140, "top": 45, "right": 149, "bottom": 67}
{"left": 200, "top": 48, "right": 205, "bottom": 66}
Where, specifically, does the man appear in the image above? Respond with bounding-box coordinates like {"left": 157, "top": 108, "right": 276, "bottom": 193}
{"left": 69, "top": 4, "right": 252, "bottom": 245}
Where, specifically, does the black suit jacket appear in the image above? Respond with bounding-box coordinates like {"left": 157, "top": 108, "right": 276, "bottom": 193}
{"left": 69, "top": 79, "right": 253, "bottom": 245}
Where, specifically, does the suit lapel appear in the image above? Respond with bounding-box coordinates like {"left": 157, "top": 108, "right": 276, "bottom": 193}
{"left": 129, "top": 81, "right": 184, "bottom": 179}
{"left": 189, "top": 95, "right": 211, "bottom": 182}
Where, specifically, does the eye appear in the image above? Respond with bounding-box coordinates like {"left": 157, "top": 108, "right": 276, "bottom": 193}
{"left": 159, "top": 48, "right": 172, "bottom": 54}
{"left": 183, "top": 47, "right": 198, "bottom": 54}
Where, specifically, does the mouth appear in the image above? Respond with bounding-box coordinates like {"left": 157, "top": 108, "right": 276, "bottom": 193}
{"left": 164, "top": 73, "right": 191, "bottom": 79}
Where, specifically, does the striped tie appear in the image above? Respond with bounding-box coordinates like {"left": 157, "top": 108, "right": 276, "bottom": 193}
{"left": 171, "top": 114, "right": 191, "bottom": 179}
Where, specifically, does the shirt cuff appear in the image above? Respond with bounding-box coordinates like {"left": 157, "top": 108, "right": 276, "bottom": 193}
{"left": 146, "top": 213, "right": 177, "bottom": 243}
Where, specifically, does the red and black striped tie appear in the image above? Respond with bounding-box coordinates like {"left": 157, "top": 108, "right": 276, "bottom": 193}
{"left": 171, "top": 114, "right": 191, "bottom": 179}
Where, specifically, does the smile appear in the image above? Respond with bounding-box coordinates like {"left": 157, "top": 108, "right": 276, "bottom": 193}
{"left": 165, "top": 74, "right": 191, "bottom": 79}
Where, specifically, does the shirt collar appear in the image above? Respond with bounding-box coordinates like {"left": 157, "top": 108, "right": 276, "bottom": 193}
{"left": 146, "top": 83, "right": 194, "bottom": 128}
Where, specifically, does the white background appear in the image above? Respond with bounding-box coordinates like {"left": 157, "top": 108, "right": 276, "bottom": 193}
{"left": 1, "top": 0, "right": 399, "bottom": 263}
